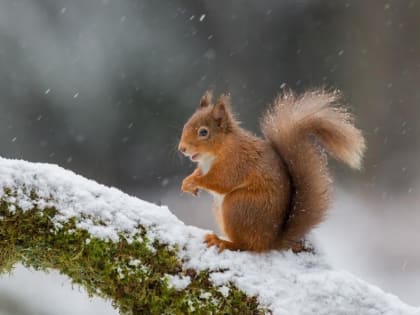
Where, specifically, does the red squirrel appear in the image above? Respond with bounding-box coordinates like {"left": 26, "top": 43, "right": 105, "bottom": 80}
{"left": 178, "top": 89, "right": 365, "bottom": 253}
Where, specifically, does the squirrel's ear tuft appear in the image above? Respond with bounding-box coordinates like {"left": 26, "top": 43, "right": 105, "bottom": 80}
{"left": 199, "top": 90, "right": 213, "bottom": 109}
{"left": 212, "top": 94, "right": 232, "bottom": 127}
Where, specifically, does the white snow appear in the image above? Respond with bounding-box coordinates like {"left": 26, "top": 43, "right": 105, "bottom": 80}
{"left": 166, "top": 274, "right": 191, "bottom": 290}
{"left": 218, "top": 285, "right": 230, "bottom": 297}
{"left": 0, "top": 157, "right": 419, "bottom": 315}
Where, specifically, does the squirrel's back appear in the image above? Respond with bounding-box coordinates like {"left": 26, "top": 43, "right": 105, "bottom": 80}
{"left": 261, "top": 89, "right": 366, "bottom": 249}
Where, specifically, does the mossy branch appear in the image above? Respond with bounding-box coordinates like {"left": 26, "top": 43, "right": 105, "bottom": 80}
{"left": 0, "top": 189, "right": 263, "bottom": 315}
{"left": 0, "top": 158, "right": 418, "bottom": 315}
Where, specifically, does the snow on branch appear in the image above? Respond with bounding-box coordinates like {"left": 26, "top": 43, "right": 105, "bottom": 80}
{"left": 0, "top": 157, "right": 417, "bottom": 315}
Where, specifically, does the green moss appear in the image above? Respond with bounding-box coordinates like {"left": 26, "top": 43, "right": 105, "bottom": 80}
{"left": 0, "top": 188, "right": 266, "bottom": 315}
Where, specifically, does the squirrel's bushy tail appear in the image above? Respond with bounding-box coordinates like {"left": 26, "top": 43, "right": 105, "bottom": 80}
{"left": 261, "top": 89, "right": 366, "bottom": 249}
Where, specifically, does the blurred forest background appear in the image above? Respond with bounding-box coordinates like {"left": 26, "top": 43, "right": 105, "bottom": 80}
{"left": 0, "top": 0, "right": 419, "bottom": 314}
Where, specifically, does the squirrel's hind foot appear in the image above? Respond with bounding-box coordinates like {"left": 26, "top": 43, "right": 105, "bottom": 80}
{"left": 285, "top": 239, "right": 315, "bottom": 254}
{"left": 204, "top": 233, "right": 243, "bottom": 253}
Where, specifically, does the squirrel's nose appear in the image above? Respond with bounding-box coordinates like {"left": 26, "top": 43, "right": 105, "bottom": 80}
{"left": 178, "top": 145, "right": 187, "bottom": 154}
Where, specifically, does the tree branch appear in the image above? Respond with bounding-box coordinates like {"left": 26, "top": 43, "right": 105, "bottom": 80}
{"left": 0, "top": 157, "right": 417, "bottom": 315}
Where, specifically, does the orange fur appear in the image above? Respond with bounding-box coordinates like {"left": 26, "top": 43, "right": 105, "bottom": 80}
{"left": 178, "top": 89, "right": 366, "bottom": 253}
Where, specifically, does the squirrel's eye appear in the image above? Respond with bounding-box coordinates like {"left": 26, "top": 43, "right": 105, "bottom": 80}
{"left": 198, "top": 127, "right": 209, "bottom": 138}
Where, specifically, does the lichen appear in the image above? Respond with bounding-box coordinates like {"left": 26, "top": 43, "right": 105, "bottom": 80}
{"left": 0, "top": 188, "right": 266, "bottom": 314}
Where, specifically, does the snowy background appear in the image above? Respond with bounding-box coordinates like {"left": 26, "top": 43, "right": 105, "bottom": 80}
{"left": 1, "top": 0, "right": 419, "bottom": 314}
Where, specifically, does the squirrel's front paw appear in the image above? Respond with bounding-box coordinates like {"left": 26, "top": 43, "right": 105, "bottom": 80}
{"left": 181, "top": 176, "right": 199, "bottom": 196}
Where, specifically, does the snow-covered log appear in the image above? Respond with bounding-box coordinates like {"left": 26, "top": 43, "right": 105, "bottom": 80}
{"left": 0, "top": 157, "right": 418, "bottom": 315}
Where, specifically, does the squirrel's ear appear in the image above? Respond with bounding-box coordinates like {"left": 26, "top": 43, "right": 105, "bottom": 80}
{"left": 212, "top": 94, "right": 231, "bottom": 127}
{"left": 198, "top": 90, "right": 213, "bottom": 109}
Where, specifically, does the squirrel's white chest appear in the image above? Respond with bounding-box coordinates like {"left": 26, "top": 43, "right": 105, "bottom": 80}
{"left": 210, "top": 191, "right": 225, "bottom": 209}
{"left": 210, "top": 191, "right": 226, "bottom": 235}
{"left": 198, "top": 154, "right": 224, "bottom": 208}
{"left": 198, "top": 155, "right": 214, "bottom": 175}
